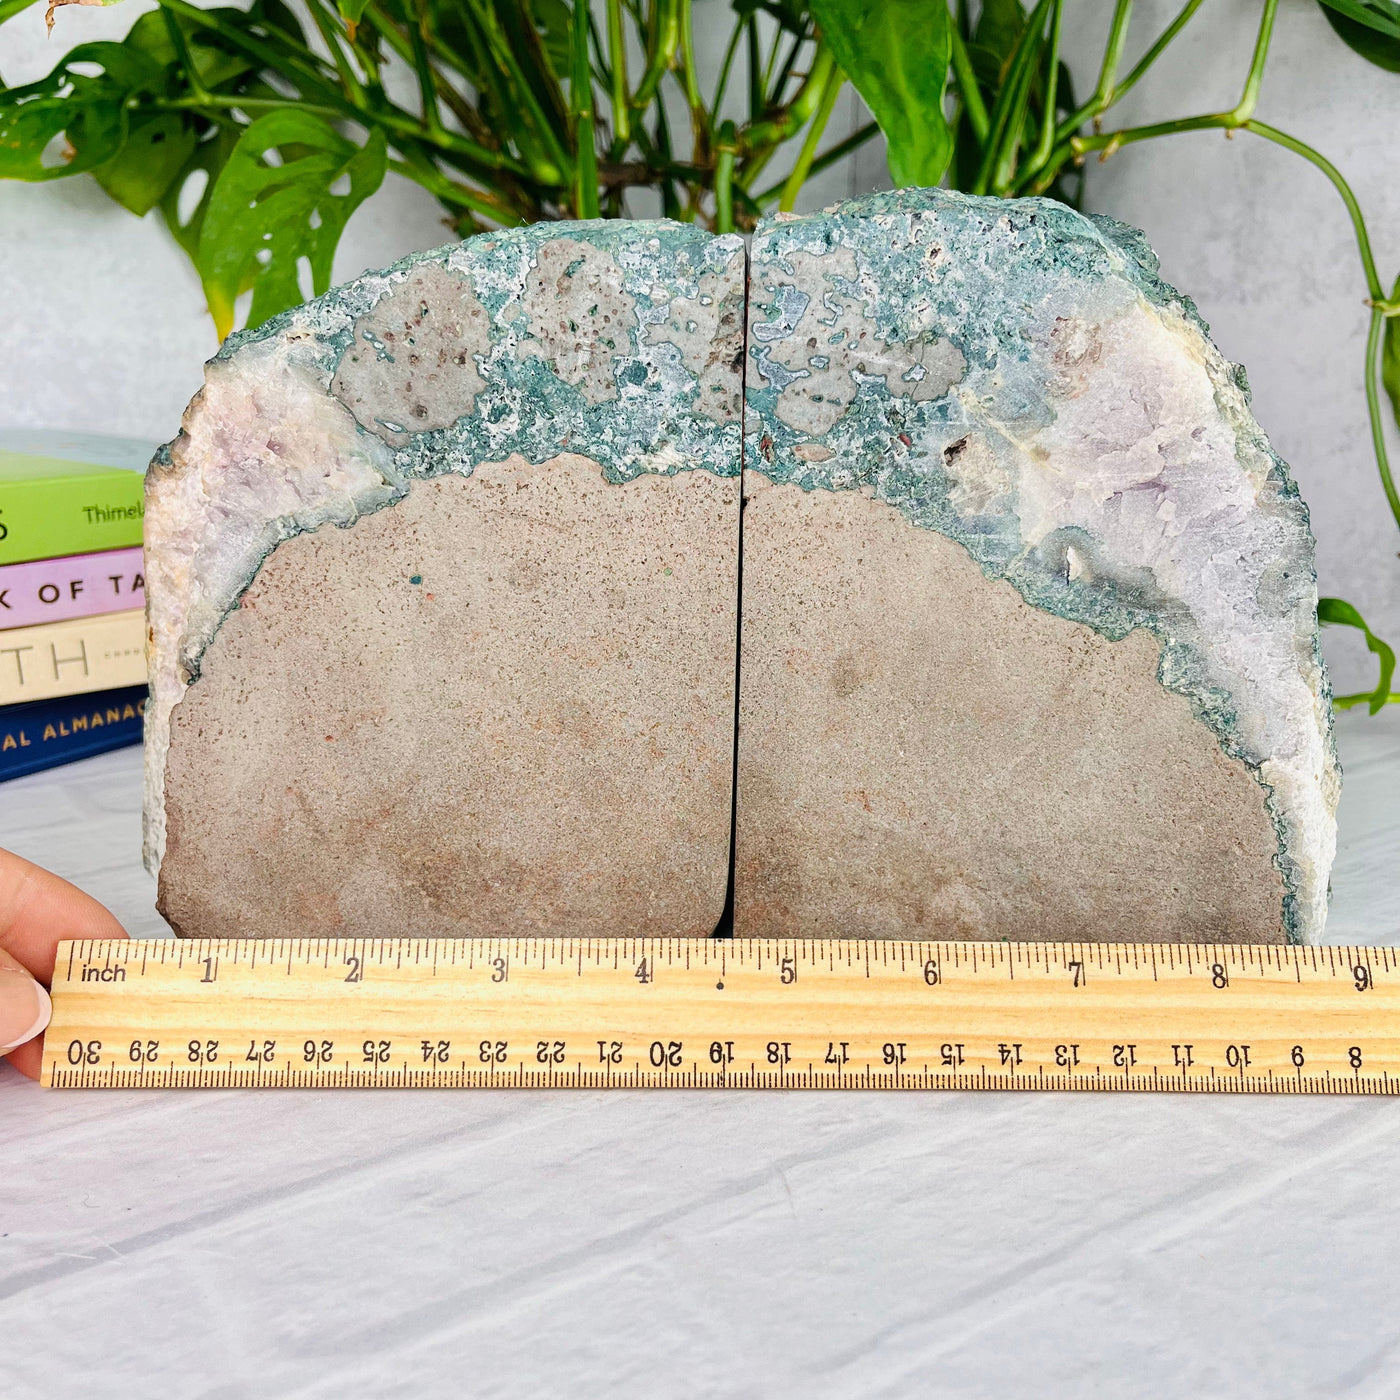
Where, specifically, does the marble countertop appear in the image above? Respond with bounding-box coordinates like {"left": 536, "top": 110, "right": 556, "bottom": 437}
{"left": 2, "top": 709, "right": 1397, "bottom": 1398}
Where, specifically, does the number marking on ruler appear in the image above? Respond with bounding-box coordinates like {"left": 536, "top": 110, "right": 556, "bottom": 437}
{"left": 39, "top": 938, "right": 1400, "bottom": 1093}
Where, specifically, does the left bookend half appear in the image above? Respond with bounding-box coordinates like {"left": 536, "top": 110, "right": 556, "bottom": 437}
{"left": 146, "top": 222, "right": 744, "bottom": 940}
{"left": 0, "top": 432, "right": 152, "bottom": 784}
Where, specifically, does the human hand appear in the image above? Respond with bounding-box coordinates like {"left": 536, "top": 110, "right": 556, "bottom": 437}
{"left": 1, "top": 847, "right": 127, "bottom": 1080}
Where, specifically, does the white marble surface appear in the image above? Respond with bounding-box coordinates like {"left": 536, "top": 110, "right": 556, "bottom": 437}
{"left": 0, "top": 710, "right": 1397, "bottom": 1397}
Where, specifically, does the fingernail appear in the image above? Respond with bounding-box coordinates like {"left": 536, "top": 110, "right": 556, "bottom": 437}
{"left": 0, "top": 970, "right": 52, "bottom": 1051}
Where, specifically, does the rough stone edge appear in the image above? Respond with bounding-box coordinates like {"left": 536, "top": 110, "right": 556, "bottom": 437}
{"left": 743, "top": 187, "right": 1338, "bottom": 943}
{"left": 143, "top": 219, "right": 746, "bottom": 874}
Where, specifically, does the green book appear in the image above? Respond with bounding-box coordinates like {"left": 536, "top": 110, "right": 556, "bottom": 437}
{"left": 0, "top": 443, "right": 148, "bottom": 566}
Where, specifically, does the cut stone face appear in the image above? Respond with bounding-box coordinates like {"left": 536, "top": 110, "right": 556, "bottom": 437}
{"left": 147, "top": 194, "right": 1339, "bottom": 944}
{"left": 147, "top": 222, "right": 744, "bottom": 939}
{"left": 735, "top": 190, "right": 1337, "bottom": 943}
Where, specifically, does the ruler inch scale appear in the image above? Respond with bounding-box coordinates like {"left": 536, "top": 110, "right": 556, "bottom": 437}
{"left": 39, "top": 936, "right": 1400, "bottom": 1094}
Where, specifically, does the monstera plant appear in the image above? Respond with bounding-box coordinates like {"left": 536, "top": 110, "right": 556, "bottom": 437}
{"left": 1, "top": 0, "right": 1397, "bottom": 705}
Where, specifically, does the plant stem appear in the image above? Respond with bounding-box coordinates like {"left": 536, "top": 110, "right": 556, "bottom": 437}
{"left": 157, "top": 0, "right": 347, "bottom": 110}
{"left": 426, "top": 66, "right": 489, "bottom": 146}
{"left": 415, "top": 5, "right": 498, "bottom": 106}
{"left": 744, "top": 43, "right": 835, "bottom": 160}
{"left": 497, "top": 0, "right": 572, "bottom": 136}
{"left": 633, "top": 0, "right": 679, "bottom": 110}
{"left": 1025, "top": 0, "right": 1064, "bottom": 180}
{"left": 570, "top": 0, "right": 600, "bottom": 218}
{"left": 160, "top": 6, "right": 210, "bottom": 102}
{"left": 1072, "top": 0, "right": 1134, "bottom": 128}
{"left": 387, "top": 156, "right": 521, "bottom": 225}
{"left": 1018, "top": 0, "right": 1207, "bottom": 192}
{"left": 156, "top": 89, "right": 525, "bottom": 181}
{"left": 456, "top": 0, "right": 571, "bottom": 184}
{"left": 760, "top": 19, "right": 783, "bottom": 100}
{"left": 778, "top": 58, "right": 842, "bottom": 212}
{"left": 678, "top": 0, "right": 708, "bottom": 159}
{"left": 1094, "top": 0, "right": 1135, "bottom": 103}
{"left": 769, "top": 30, "right": 809, "bottom": 107}
{"left": 1333, "top": 691, "right": 1400, "bottom": 709}
{"left": 405, "top": 0, "right": 444, "bottom": 137}
{"left": 1362, "top": 305, "right": 1400, "bottom": 533}
{"left": 1112, "top": 0, "right": 1204, "bottom": 105}
{"left": 304, "top": 0, "right": 368, "bottom": 108}
{"left": 650, "top": 83, "right": 681, "bottom": 220}
{"left": 712, "top": 18, "right": 744, "bottom": 117}
{"left": 155, "top": 95, "right": 348, "bottom": 121}
{"left": 1238, "top": 120, "right": 1398, "bottom": 533}
{"left": 747, "top": 16, "right": 765, "bottom": 123}
{"left": 588, "top": 7, "right": 610, "bottom": 90}
{"left": 605, "top": 0, "right": 631, "bottom": 150}
{"left": 947, "top": 7, "right": 988, "bottom": 145}
{"left": 972, "top": 0, "right": 1052, "bottom": 195}
{"left": 1073, "top": 0, "right": 1281, "bottom": 161}
{"left": 1036, "top": 0, "right": 1133, "bottom": 163}
{"left": 344, "top": 19, "right": 383, "bottom": 90}
{"left": 752, "top": 120, "right": 878, "bottom": 205}
{"left": 1230, "top": 0, "right": 1279, "bottom": 125}
{"left": 714, "top": 119, "right": 737, "bottom": 233}
{"left": 1244, "top": 122, "right": 1381, "bottom": 299}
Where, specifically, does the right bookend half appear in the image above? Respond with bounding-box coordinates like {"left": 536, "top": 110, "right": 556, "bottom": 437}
{"left": 734, "top": 190, "right": 1338, "bottom": 944}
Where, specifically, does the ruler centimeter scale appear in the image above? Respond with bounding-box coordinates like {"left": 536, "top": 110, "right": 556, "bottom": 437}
{"left": 40, "top": 936, "right": 1400, "bottom": 1094}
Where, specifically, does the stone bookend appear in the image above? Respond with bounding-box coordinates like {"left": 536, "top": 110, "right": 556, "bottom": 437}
{"left": 146, "top": 222, "right": 744, "bottom": 939}
{"left": 147, "top": 193, "right": 1338, "bottom": 943}
{"left": 735, "top": 190, "right": 1337, "bottom": 944}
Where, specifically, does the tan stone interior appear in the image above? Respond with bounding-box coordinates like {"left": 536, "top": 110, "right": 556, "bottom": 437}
{"left": 158, "top": 457, "right": 739, "bottom": 940}
{"left": 160, "top": 460, "right": 1290, "bottom": 944}
{"left": 731, "top": 476, "right": 1286, "bottom": 943}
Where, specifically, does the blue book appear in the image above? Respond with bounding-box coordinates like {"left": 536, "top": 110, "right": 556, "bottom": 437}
{"left": 0, "top": 685, "right": 146, "bottom": 782}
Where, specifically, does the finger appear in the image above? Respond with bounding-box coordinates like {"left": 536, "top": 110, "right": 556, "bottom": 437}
{"left": 0, "top": 944, "right": 52, "bottom": 1081}
{"left": 0, "top": 845, "right": 127, "bottom": 984}
{"left": 5, "top": 1038, "right": 44, "bottom": 1080}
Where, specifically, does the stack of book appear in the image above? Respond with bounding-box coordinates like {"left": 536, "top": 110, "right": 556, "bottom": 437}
{"left": 0, "top": 438, "right": 150, "bottom": 782}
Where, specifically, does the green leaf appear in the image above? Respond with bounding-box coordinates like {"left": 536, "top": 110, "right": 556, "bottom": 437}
{"left": 976, "top": 0, "right": 1027, "bottom": 69}
{"left": 336, "top": 0, "right": 372, "bottom": 23}
{"left": 0, "top": 0, "right": 43, "bottom": 27}
{"left": 1383, "top": 274, "right": 1400, "bottom": 436}
{"left": 809, "top": 0, "right": 953, "bottom": 187}
{"left": 160, "top": 124, "right": 239, "bottom": 262}
{"left": 0, "top": 41, "right": 160, "bottom": 181}
{"left": 1317, "top": 0, "right": 1400, "bottom": 41}
{"left": 122, "top": 7, "right": 259, "bottom": 91}
{"left": 526, "top": 0, "right": 573, "bottom": 79}
{"left": 94, "top": 111, "right": 197, "bottom": 215}
{"left": 197, "top": 110, "right": 387, "bottom": 339}
{"left": 1318, "top": 0, "right": 1400, "bottom": 70}
{"left": 736, "top": 0, "right": 808, "bottom": 34}
{"left": 1319, "top": 596, "right": 1399, "bottom": 714}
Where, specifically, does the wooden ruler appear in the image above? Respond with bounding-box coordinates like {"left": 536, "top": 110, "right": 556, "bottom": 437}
{"left": 39, "top": 936, "right": 1400, "bottom": 1093}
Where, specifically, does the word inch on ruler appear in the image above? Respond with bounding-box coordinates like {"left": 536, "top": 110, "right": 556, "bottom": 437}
{"left": 40, "top": 938, "right": 1400, "bottom": 1094}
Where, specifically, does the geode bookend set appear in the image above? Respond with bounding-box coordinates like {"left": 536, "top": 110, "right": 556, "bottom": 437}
{"left": 146, "top": 191, "right": 1338, "bottom": 944}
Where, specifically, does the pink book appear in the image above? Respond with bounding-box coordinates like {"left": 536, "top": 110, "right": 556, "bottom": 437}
{"left": 0, "top": 546, "right": 144, "bottom": 629}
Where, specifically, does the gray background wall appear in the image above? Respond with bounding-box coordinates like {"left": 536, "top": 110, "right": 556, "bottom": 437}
{"left": 2, "top": 0, "right": 1396, "bottom": 691}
